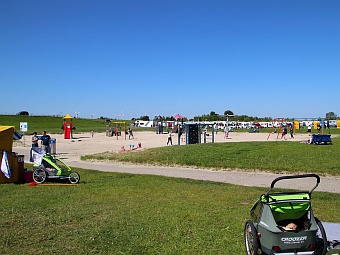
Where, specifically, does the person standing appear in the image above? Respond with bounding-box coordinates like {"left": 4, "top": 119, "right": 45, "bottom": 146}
{"left": 41, "top": 131, "right": 51, "bottom": 154}
{"left": 31, "top": 132, "right": 39, "bottom": 148}
{"left": 307, "top": 125, "right": 312, "bottom": 136}
{"left": 167, "top": 132, "right": 172, "bottom": 145}
{"left": 317, "top": 123, "right": 321, "bottom": 133}
{"left": 281, "top": 126, "right": 287, "bottom": 140}
{"left": 224, "top": 126, "right": 229, "bottom": 139}
{"left": 128, "top": 128, "right": 134, "bottom": 139}
{"left": 289, "top": 126, "right": 294, "bottom": 139}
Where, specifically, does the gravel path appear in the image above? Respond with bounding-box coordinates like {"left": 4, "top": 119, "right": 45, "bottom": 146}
{"left": 65, "top": 160, "right": 340, "bottom": 193}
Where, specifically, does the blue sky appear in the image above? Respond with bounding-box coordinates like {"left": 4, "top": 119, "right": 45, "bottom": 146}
{"left": 1, "top": 0, "right": 339, "bottom": 120}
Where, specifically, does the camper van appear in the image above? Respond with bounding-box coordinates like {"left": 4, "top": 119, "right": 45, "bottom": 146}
{"left": 329, "top": 120, "right": 337, "bottom": 127}
{"left": 134, "top": 120, "right": 154, "bottom": 128}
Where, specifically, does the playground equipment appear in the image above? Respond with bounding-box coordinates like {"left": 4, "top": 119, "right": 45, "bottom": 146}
{"left": 245, "top": 174, "right": 327, "bottom": 255}
{"left": 184, "top": 123, "right": 215, "bottom": 145}
{"left": 185, "top": 123, "right": 201, "bottom": 144}
{"left": 0, "top": 126, "right": 25, "bottom": 184}
{"left": 106, "top": 122, "right": 126, "bottom": 140}
{"left": 267, "top": 118, "right": 288, "bottom": 141}
{"left": 171, "top": 124, "right": 182, "bottom": 144}
{"left": 63, "top": 113, "right": 73, "bottom": 139}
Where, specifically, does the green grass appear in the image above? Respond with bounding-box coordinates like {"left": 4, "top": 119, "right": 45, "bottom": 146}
{"left": 1, "top": 168, "right": 339, "bottom": 255}
{"left": 82, "top": 136, "right": 340, "bottom": 176}
{"left": 0, "top": 115, "right": 135, "bottom": 134}
{"left": 1, "top": 116, "right": 340, "bottom": 254}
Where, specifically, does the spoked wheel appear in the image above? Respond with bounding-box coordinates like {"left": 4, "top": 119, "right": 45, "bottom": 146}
{"left": 69, "top": 172, "right": 80, "bottom": 184}
{"left": 244, "top": 220, "right": 259, "bottom": 255}
{"left": 33, "top": 168, "right": 47, "bottom": 184}
{"left": 315, "top": 218, "right": 327, "bottom": 255}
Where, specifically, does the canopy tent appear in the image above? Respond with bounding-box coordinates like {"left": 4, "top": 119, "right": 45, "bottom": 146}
{"left": 174, "top": 114, "right": 183, "bottom": 119}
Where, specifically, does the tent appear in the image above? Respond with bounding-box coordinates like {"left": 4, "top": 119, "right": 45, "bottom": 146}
{"left": 174, "top": 114, "right": 183, "bottom": 119}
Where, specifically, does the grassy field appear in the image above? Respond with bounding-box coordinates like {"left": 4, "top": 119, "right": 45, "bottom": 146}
{"left": 0, "top": 115, "right": 135, "bottom": 134}
{"left": 1, "top": 168, "right": 339, "bottom": 255}
{"left": 1, "top": 115, "right": 340, "bottom": 254}
{"left": 82, "top": 136, "right": 340, "bottom": 176}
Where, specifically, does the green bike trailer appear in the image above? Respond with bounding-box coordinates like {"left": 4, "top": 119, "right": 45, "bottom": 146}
{"left": 31, "top": 148, "right": 80, "bottom": 184}
{"left": 244, "top": 174, "right": 327, "bottom": 255}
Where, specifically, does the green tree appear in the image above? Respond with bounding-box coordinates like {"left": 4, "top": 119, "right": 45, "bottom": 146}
{"left": 224, "top": 110, "right": 234, "bottom": 116}
{"left": 326, "top": 112, "right": 337, "bottom": 119}
{"left": 139, "top": 115, "right": 150, "bottom": 121}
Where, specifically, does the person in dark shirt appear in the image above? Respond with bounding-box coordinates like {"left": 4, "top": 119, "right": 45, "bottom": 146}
{"left": 31, "top": 132, "right": 39, "bottom": 147}
{"left": 41, "top": 131, "right": 51, "bottom": 154}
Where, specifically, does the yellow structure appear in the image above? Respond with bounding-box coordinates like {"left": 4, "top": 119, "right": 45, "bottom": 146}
{"left": 0, "top": 126, "right": 24, "bottom": 184}
{"left": 294, "top": 121, "right": 300, "bottom": 130}
{"left": 0, "top": 126, "right": 15, "bottom": 153}
{"left": 63, "top": 113, "right": 73, "bottom": 122}
{"left": 337, "top": 120, "right": 340, "bottom": 129}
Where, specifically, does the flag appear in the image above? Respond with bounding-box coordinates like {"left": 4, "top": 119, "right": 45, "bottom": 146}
{"left": 30, "top": 147, "right": 44, "bottom": 165}
{"left": 1, "top": 151, "right": 11, "bottom": 179}
{"left": 13, "top": 131, "right": 22, "bottom": 140}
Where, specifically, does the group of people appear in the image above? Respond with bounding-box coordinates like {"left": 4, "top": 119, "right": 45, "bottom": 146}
{"left": 281, "top": 126, "right": 294, "bottom": 139}
{"left": 120, "top": 142, "right": 142, "bottom": 151}
{"left": 31, "top": 131, "right": 51, "bottom": 153}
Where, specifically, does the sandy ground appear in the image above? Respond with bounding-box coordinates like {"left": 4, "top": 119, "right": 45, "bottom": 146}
{"left": 15, "top": 130, "right": 311, "bottom": 161}
{"left": 13, "top": 130, "right": 340, "bottom": 193}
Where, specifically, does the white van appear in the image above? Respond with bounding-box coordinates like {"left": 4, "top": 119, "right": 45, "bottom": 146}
{"left": 134, "top": 120, "right": 154, "bottom": 128}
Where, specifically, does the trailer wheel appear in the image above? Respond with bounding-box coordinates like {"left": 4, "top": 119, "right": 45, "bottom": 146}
{"left": 69, "top": 172, "right": 80, "bottom": 184}
{"left": 315, "top": 218, "right": 327, "bottom": 255}
{"left": 33, "top": 168, "right": 47, "bottom": 184}
{"left": 244, "top": 220, "right": 259, "bottom": 255}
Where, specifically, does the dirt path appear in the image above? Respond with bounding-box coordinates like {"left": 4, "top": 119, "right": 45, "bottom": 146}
{"left": 64, "top": 160, "right": 340, "bottom": 193}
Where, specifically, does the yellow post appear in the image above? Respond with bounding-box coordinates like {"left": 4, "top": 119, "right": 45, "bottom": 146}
{"left": 337, "top": 120, "right": 340, "bottom": 129}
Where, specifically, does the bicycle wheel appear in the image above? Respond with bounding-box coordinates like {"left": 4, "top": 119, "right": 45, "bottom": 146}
{"left": 69, "top": 172, "right": 80, "bottom": 184}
